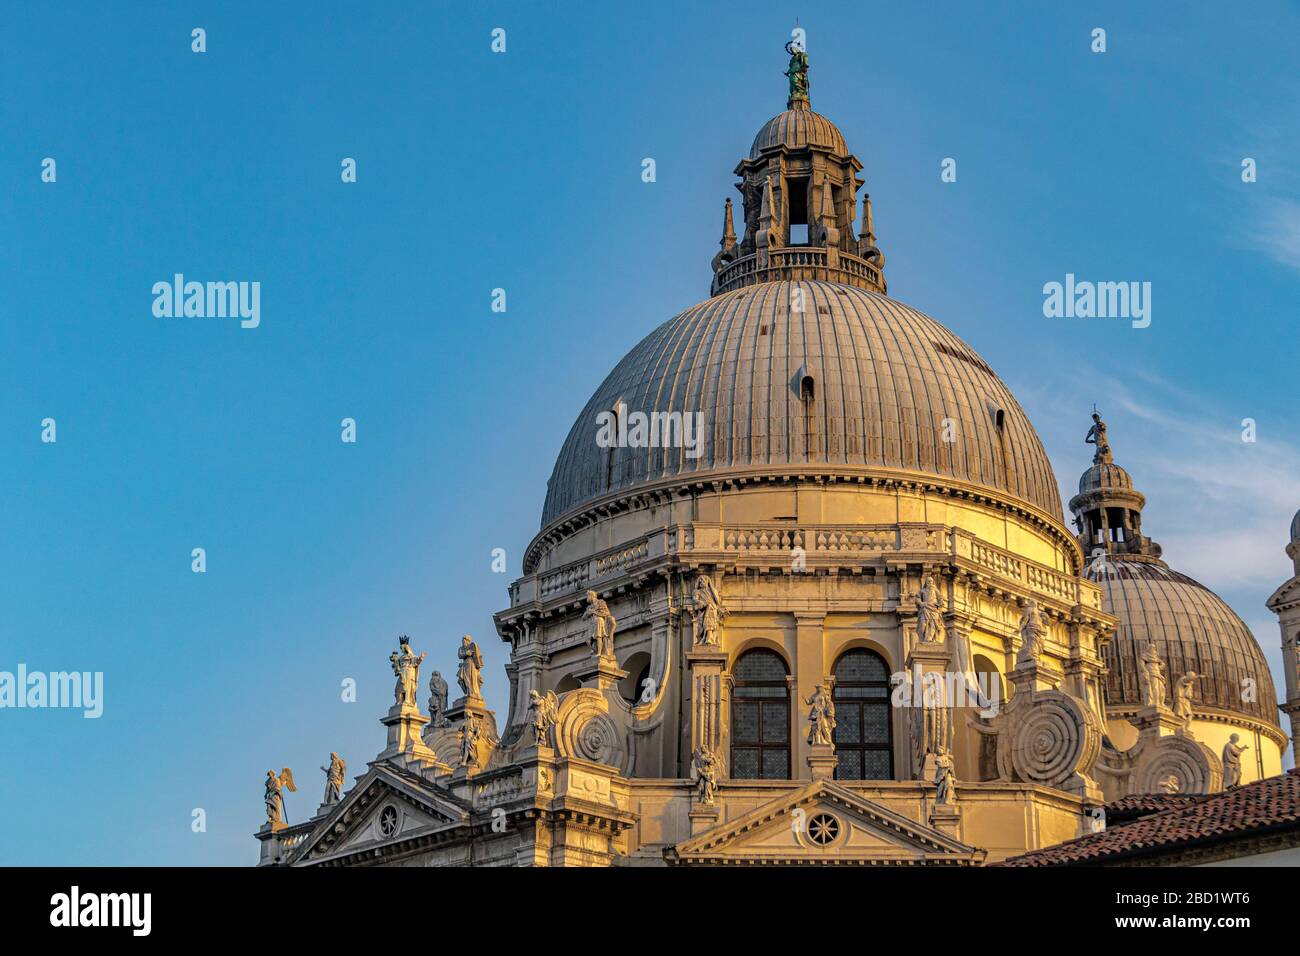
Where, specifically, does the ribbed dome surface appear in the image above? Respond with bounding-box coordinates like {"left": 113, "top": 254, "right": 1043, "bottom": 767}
{"left": 1291, "top": 508, "right": 1300, "bottom": 543}
{"left": 1079, "top": 462, "right": 1134, "bottom": 494}
{"left": 750, "top": 107, "right": 848, "bottom": 159}
{"left": 541, "top": 281, "right": 1064, "bottom": 526}
{"left": 1087, "top": 560, "right": 1280, "bottom": 727}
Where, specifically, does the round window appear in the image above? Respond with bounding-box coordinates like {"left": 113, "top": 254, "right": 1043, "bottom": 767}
{"left": 807, "top": 812, "right": 840, "bottom": 846}
{"left": 378, "top": 805, "right": 399, "bottom": 837}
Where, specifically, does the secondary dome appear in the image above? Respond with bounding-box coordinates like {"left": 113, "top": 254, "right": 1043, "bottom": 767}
{"left": 1087, "top": 561, "right": 1280, "bottom": 727}
{"left": 1068, "top": 414, "right": 1282, "bottom": 732}
{"left": 750, "top": 107, "right": 848, "bottom": 159}
{"left": 541, "top": 281, "right": 1063, "bottom": 526}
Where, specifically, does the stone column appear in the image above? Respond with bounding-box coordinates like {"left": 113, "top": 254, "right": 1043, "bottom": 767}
{"left": 686, "top": 647, "right": 729, "bottom": 764}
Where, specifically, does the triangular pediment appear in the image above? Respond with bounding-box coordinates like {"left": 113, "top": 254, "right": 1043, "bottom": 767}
{"left": 668, "top": 780, "right": 985, "bottom": 866}
{"left": 1267, "top": 576, "right": 1300, "bottom": 612}
{"left": 290, "top": 762, "right": 470, "bottom": 865}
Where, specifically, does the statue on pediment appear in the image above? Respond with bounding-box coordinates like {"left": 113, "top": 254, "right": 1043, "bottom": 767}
{"left": 390, "top": 636, "right": 426, "bottom": 708}
{"left": 320, "top": 753, "right": 346, "bottom": 805}
{"left": 457, "top": 635, "right": 485, "bottom": 700}
{"left": 583, "top": 590, "right": 617, "bottom": 661}
{"left": 264, "top": 768, "right": 296, "bottom": 825}
{"left": 428, "top": 670, "right": 449, "bottom": 726}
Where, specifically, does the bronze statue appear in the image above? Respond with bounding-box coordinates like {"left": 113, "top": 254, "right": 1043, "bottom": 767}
{"left": 784, "top": 40, "right": 809, "bottom": 102}
{"left": 1085, "top": 410, "right": 1112, "bottom": 463}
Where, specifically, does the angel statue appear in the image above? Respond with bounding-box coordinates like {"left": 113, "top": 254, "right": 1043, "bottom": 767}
{"left": 691, "top": 574, "right": 726, "bottom": 647}
{"left": 527, "top": 689, "right": 559, "bottom": 748}
{"left": 916, "top": 574, "right": 944, "bottom": 645}
{"left": 1015, "top": 600, "right": 1045, "bottom": 666}
{"left": 389, "top": 636, "right": 426, "bottom": 708}
{"left": 320, "top": 753, "right": 346, "bottom": 806}
{"left": 691, "top": 746, "right": 720, "bottom": 805}
{"left": 264, "top": 767, "right": 297, "bottom": 825}
{"left": 457, "top": 635, "right": 485, "bottom": 700}
{"left": 428, "top": 670, "right": 450, "bottom": 726}
{"left": 804, "top": 680, "right": 836, "bottom": 747}
{"left": 583, "top": 590, "right": 617, "bottom": 661}
{"left": 784, "top": 38, "right": 809, "bottom": 101}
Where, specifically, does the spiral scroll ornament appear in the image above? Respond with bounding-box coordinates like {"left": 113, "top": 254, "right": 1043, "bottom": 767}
{"left": 999, "top": 691, "right": 1100, "bottom": 788}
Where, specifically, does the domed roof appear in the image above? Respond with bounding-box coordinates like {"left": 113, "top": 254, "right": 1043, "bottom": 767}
{"left": 541, "top": 281, "right": 1064, "bottom": 527}
{"left": 1291, "top": 508, "right": 1300, "bottom": 543}
{"left": 1078, "top": 461, "right": 1134, "bottom": 494}
{"left": 1086, "top": 560, "right": 1281, "bottom": 728}
{"left": 750, "top": 107, "right": 848, "bottom": 159}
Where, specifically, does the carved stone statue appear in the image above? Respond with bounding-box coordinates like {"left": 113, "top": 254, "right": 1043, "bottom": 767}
{"left": 320, "top": 753, "right": 345, "bottom": 806}
{"left": 1159, "top": 774, "right": 1181, "bottom": 794}
{"left": 916, "top": 574, "right": 945, "bottom": 645}
{"left": 691, "top": 574, "right": 726, "bottom": 647}
{"left": 804, "top": 680, "right": 836, "bottom": 747}
{"left": 264, "top": 768, "right": 296, "bottom": 825}
{"left": 456, "top": 635, "right": 484, "bottom": 700}
{"left": 389, "top": 636, "right": 426, "bottom": 709}
{"left": 583, "top": 590, "right": 617, "bottom": 661}
{"left": 1015, "top": 600, "right": 1045, "bottom": 666}
{"left": 691, "top": 746, "right": 720, "bottom": 805}
{"left": 461, "top": 711, "right": 483, "bottom": 767}
{"left": 1138, "top": 642, "right": 1168, "bottom": 708}
{"left": 1172, "top": 671, "right": 1198, "bottom": 721}
{"left": 427, "top": 670, "right": 449, "bottom": 726}
{"left": 527, "top": 689, "right": 559, "bottom": 747}
{"left": 1222, "top": 733, "right": 1249, "bottom": 788}
{"left": 934, "top": 748, "right": 956, "bottom": 805}
{"left": 1085, "top": 410, "right": 1112, "bottom": 464}
{"left": 783, "top": 39, "right": 809, "bottom": 101}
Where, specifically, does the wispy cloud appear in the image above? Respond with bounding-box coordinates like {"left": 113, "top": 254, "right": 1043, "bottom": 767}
{"left": 1245, "top": 197, "right": 1300, "bottom": 274}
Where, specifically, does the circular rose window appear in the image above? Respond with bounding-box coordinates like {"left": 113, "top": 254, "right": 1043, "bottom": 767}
{"left": 807, "top": 813, "right": 840, "bottom": 846}
{"left": 378, "top": 806, "right": 399, "bottom": 837}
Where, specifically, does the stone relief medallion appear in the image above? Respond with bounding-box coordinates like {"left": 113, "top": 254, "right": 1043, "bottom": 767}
{"left": 999, "top": 691, "right": 1100, "bottom": 789}
{"left": 553, "top": 690, "right": 631, "bottom": 773}
{"left": 1136, "top": 736, "right": 1220, "bottom": 795}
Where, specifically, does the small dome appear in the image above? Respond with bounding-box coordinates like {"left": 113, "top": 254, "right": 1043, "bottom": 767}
{"left": 750, "top": 107, "right": 848, "bottom": 159}
{"left": 1291, "top": 508, "right": 1300, "bottom": 543}
{"left": 1085, "top": 560, "right": 1280, "bottom": 728}
{"left": 1078, "top": 461, "right": 1134, "bottom": 494}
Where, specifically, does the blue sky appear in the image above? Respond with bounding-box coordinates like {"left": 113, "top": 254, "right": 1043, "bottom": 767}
{"left": 2, "top": 1, "right": 1297, "bottom": 865}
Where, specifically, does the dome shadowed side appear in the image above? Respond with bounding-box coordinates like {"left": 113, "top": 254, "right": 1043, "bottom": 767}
{"left": 1087, "top": 561, "right": 1281, "bottom": 728}
{"left": 541, "top": 281, "right": 1064, "bottom": 527}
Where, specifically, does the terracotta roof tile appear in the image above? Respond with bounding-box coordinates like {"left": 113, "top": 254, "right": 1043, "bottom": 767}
{"left": 997, "top": 770, "right": 1300, "bottom": 866}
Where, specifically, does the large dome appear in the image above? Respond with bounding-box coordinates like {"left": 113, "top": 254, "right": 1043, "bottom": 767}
{"left": 541, "top": 281, "right": 1064, "bottom": 527}
{"left": 1087, "top": 561, "right": 1281, "bottom": 729}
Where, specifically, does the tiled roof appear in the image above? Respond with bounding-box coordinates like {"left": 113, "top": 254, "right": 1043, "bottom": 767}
{"left": 998, "top": 770, "right": 1300, "bottom": 866}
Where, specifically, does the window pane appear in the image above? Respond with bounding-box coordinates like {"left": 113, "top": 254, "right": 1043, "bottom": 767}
{"left": 761, "top": 702, "right": 788, "bottom": 742}
{"left": 836, "top": 750, "right": 863, "bottom": 780}
{"left": 834, "top": 649, "right": 888, "bottom": 683}
{"left": 863, "top": 702, "right": 889, "bottom": 743}
{"left": 735, "top": 649, "right": 788, "bottom": 682}
{"left": 733, "top": 701, "right": 759, "bottom": 744}
{"left": 863, "top": 751, "right": 892, "bottom": 780}
{"left": 761, "top": 748, "right": 789, "bottom": 779}
{"left": 732, "top": 748, "right": 759, "bottom": 779}
{"left": 835, "top": 703, "right": 862, "bottom": 743}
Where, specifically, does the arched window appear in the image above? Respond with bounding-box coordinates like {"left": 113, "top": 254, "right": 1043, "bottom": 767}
{"left": 731, "top": 649, "right": 791, "bottom": 779}
{"left": 832, "top": 649, "right": 893, "bottom": 780}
